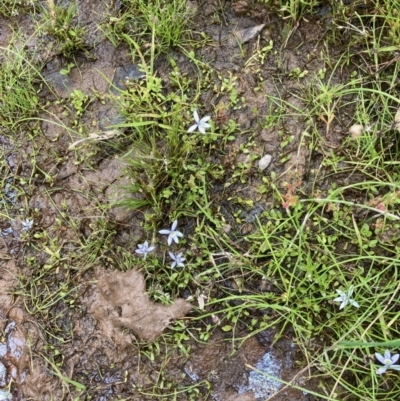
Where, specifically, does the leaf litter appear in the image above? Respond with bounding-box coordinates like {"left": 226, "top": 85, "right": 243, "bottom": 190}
{"left": 86, "top": 269, "right": 192, "bottom": 343}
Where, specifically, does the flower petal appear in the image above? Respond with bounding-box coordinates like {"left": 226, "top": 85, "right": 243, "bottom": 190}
{"left": 376, "top": 366, "right": 387, "bottom": 375}
{"left": 349, "top": 299, "right": 359, "bottom": 308}
{"left": 348, "top": 285, "right": 354, "bottom": 297}
{"left": 201, "top": 122, "right": 211, "bottom": 129}
{"left": 167, "top": 235, "right": 173, "bottom": 246}
{"left": 391, "top": 354, "right": 400, "bottom": 364}
{"left": 159, "top": 229, "right": 171, "bottom": 235}
{"left": 376, "top": 352, "right": 386, "bottom": 365}
{"left": 171, "top": 220, "right": 178, "bottom": 231}
{"left": 175, "top": 230, "right": 184, "bottom": 237}
{"left": 187, "top": 124, "right": 198, "bottom": 133}
{"left": 172, "top": 235, "right": 180, "bottom": 244}
{"left": 200, "top": 116, "right": 211, "bottom": 123}
{"left": 193, "top": 110, "right": 200, "bottom": 123}
{"left": 199, "top": 126, "right": 206, "bottom": 134}
{"left": 390, "top": 364, "right": 400, "bottom": 371}
{"left": 169, "top": 251, "right": 175, "bottom": 260}
{"left": 384, "top": 349, "right": 392, "bottom": 360}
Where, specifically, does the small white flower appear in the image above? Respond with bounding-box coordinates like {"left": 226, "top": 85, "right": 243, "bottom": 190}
{"left": 135, "top": 241, "right": 155, "bottom": 259}
{"left": 333, "top": 285, "right": 359, "bottom": 310}
{"left": 375, "top": 350, "right": 400, "bottom": 375}
{"left": 21, "top": 219, "right": 33, "bottom": 231}
{"left": 159, "top": 220, "right": 183, "bottom": 245}
{"left": 187, "top": 110, "right": 211, "bottom": 134}
{"left": 168, "top": 251, "right": 185, "bottom": 269}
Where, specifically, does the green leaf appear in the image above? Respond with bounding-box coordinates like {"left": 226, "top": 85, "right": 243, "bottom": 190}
{"left": 221, "top": 325, "right": 232, "bottom": 332}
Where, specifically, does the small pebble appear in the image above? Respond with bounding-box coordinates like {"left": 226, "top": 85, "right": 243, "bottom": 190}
{"left": 258, "top": 154, "right": 272, "bottom": 171}
{"left": 349, "top": 124, "right": 363, "bottom": 140}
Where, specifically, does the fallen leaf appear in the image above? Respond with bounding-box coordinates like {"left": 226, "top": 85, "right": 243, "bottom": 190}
{"left": 69, "top": 130, "right": 121, "bottom": 150}
{"left": 215, "top": 24, "right": 266, "bottom": 47}
{"left": 282, "top": 194, "right": 298, "bottom": 210}
{"left": 87, "top": 269, "right": 192, "bottom": 342}
{"left": 281, "top": 180, "right": 302, "bottom": 210}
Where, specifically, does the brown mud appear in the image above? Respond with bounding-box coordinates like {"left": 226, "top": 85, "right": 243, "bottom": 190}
{"left": 0, "top": 0, "right": 352, "bottom": 400}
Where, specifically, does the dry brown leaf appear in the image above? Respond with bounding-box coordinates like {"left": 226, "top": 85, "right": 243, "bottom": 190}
{"left": 69, "top": 130, "right": 121, "bottom": 150}
{"left": 88, "top": 269, "right": 192, "bottom": 342}
{"left": 215, "top": 24, "right": 266, "bottom": 47}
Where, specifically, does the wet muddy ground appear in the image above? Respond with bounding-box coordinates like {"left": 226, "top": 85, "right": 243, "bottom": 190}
{"left": 0, "top": 0, "right": 362, "bottom": 400}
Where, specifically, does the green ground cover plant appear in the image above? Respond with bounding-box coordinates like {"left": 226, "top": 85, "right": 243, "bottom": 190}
{"left": 36, "top": 1, "right": 88, "bottom": 58}
{"left": 104, "top": 0, "right": 192, "bottom": 55}
{"left": 0, "top": 31, "right": 41, "bottom": 132}
{"left": 114, "top": 1, "right": 400, "bottom": 398}
{"left": 2, "top": 0, "right": 400, "bottom": 399}
{"left": 0, "top": 0, "right": 34, "bottom": 17}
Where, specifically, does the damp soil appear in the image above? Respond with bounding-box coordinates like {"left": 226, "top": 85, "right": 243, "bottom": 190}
{"left": 0, "top": 1, "right": 363, "bottom": 400}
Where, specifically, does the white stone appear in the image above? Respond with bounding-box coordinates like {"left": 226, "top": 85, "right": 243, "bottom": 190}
{"left": 258, "top": 154, "right": 272, "bottom": 171}
{"left": 349, "top": 124, "right": 363, "bottom": 140}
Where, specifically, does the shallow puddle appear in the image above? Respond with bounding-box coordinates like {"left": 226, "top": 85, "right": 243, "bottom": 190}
{"left": 0, "top": 311, "right": 29, "bottom": 400}
{"left": 240, "top": 352, "right": 284, "bottom": 399}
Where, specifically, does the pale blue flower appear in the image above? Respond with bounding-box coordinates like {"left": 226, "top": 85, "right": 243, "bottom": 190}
{"left": 135, "top": 241, "right": 155, "bottom": 259}
{"left": 375, "top": 350, "right": 400, "bottom": 375}
{"left": 187, "top": 110, "right": 211, "bottom": 134}
{"left": 169, "top": 251, "right": 185, "bottom": 269}
{"left": 159, "top": 220, "right": 183, "bottom": 245}
{"left": 1, "top": 227, "right": 13, "bottom": 236}
{"left": 21, "top": 219, "right": 33, "bottom": 231}
{"left": 333, "top": 285, "right": 359, "bottom": 310}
